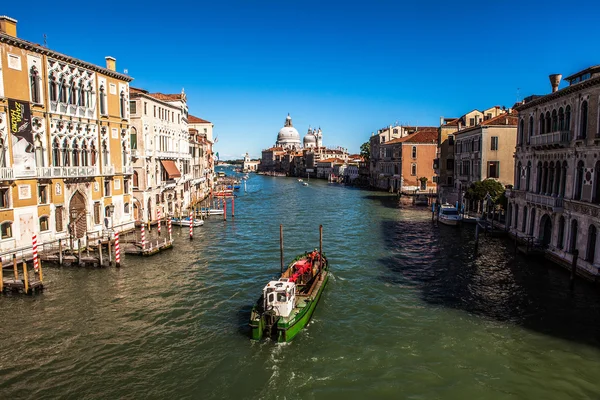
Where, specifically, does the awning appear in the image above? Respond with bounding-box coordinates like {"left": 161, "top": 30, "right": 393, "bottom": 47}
{"left": 160, "top": 160, "right": 181, "bottom": 178}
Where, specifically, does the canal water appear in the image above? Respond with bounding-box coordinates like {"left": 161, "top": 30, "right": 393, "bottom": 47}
{"left": 1, "top": 174, "right": 600, "bottom": 399}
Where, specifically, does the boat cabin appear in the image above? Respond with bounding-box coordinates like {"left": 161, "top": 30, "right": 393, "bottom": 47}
{"left": 262, "top": 279, "right": 296, "bottom": 318}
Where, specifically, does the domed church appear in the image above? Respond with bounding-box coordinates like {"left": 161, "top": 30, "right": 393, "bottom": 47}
{"left": 303, "top": 127, "right": 323, "bottom": 149}
{"left": 276, "top": 114, "right": 302, "bottom": 150}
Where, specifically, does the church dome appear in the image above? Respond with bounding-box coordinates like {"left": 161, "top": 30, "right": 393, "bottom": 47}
{"left": 303, "top": 127, "right": 317, "bottom": 148}
{"left": 276, "top": 114, "right": 301, "bottom": 149}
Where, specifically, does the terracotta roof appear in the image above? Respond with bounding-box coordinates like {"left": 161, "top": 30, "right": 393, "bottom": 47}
{"left": 319, "top": 157, "right": 345, "bottom": 163}
{"left": 480, "top": 112, "right": 518, "bottom": 126}
{"left": 396, "top": 128, "right": 438, "bottom": 144}
{"left": 148, "top": 92, "right": 184, "bottom": 102}
{"left": 129, "top": 87, "right": 147, "bottom": 95}
{"left": 188, "top": 115, "right": 212, "bottom": 124}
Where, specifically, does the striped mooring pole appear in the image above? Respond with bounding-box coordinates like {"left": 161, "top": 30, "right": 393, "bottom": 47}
{"left": 189, "top": 211, "right": 194, "bottom": 240}
{"left": 141, "top": 223, "right": 146, "bottom": 249}
{"left": 168, "top": 217, "right": 172, "bottom": 242}
{"left": 157, "top": 208, "right": 161, "bottom": 236}
{"left": 32, "top": 233, "right": 42, "bottom": 282}
{"left": 114, "top": 232, "right": 121, "bottom": 268}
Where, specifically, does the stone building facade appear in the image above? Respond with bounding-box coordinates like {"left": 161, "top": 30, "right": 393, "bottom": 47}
{"left": 0, "top": 16, "right": 134, "bottom": 254}
{"left": 508, "top": 66, "right": 600, "bottom": 278}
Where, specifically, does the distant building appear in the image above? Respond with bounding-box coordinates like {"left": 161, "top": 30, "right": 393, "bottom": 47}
{"left": 508, "top": 66, "right": 600, "bottom": 278}
{"left": 243, "top": 153, "right": 260, "bottom": 172}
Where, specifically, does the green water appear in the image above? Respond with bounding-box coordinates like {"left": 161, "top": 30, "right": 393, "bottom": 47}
{"left": 1, "top": 174, "right": 599, "bottom": 399}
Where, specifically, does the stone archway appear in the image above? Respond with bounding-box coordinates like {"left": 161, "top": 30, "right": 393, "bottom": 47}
{"left": 69, "top": 190, "right": 87, "bottom": 239}
{"left": 539, "top": 214, "right": 552, "bottom": 248}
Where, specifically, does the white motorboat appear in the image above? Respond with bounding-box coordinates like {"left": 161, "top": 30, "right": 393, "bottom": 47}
{"left": 171, "top": 217, "right": 204, "bottom": 227}
{"left": 200, "top": 208, "right": 225, "bottom": 216}
{"left": 438, "top": 204, "right": 462, "bottom": 226}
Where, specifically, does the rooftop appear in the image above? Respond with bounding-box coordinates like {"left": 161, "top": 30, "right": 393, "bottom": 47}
{"left": 188, "top": 115, "right": 212, "bottom": 124}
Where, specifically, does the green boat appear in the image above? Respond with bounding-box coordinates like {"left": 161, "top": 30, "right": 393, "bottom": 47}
{"left": 250, "top": 228, "right": 329, "bottom": 342}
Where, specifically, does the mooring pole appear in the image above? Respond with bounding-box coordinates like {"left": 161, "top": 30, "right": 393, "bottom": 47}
{"left": 22, "top": 260, "right": 29, "bottom": 294}
{"left": 280, "top": 224, "right": 284, "bottom": 274}
{"left": 13, "top": 254, "right": 18, "bottom": 280}
{"left": 86, "top": 234, "right": 90, "bottom": 257}
{"left": 98, "top": 240, "right": 103, "bottom": 267}
{"left": 431, "top": 202, "right": 435, "bottom": 222}
{"left": 189, "top": 211, "right": 194, "bottom": 240}
{"left": 59, "top": 238, "right": 63, "bottom": 266}
{"left": 107, "top": 235, "right": 113, "bottom": 267}
{"left": 474, "top": 223, "right": 480, "bottom": 256}
{"left": 570, "top": 249, "right": 579, "bottom": 291}
{"left": 0, "top": 258, "right": 3, "bottom": 292}
{"left": 232, "top": 196, "right": 235, "bottom": 219}
{"left": 223, "top": 198, "right": 227, "bottom": 221}
{"left": 114, "top": 232, "right": 121, "bottom": 268}
{"left": 77, "top": 240, "right": 82, "bottom": 266}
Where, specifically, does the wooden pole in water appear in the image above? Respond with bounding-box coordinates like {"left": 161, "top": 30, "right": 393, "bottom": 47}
{"left": 59, "top": 239, "right": 63, "bottom": 266}
{"left": 232, "top": 196, "right": 235, "bottom": 218}
{"left": 86, "top": 234, "right": 90, "bottom": 257}
{"left": 107, "top": 235, "right": 113, "bottom": 267}
{"left": 223, "top": 198, "right": 227, "bottom": 221}
{"left": 0, "top": 258, "right": 3, "bottom": 292}
{"left": 98, "top": 240, "right": 103, "bottom": 267}
{"left": 13, "top": 254, "right": 18, "bottom": 280}
{"left": 570, "top": 249, "right": 579, "bottom": 291}
{"left": 280, "top": 224, "right": 284, "bottom": 274}
{"left": 77, "top": 240, "right": 82, "bottom": 266}
{"left": 22, "top": 260, "right": 29, "bottom": 294}
{"left": 474, "top": 223, "right": 480, "bottom": 256}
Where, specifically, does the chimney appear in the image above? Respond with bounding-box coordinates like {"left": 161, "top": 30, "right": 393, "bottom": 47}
{"left": 440, "top": 116, "right": 444, "bottom": 126}
{"left": 458, "top": 121, "right": 462, "bottom": 130}
{"left": 549, "top": 74, "right": 562, "bottom": 93}
{"left": 105, "top": 56, "right": 116, "bottom": 71}
{"left": 0, "top": 16, "right": 17, "bottom": 37}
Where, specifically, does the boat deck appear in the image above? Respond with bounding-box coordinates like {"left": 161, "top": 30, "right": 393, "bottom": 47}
{"left": 281, "top": 270, "right": 328, "bottom": 323}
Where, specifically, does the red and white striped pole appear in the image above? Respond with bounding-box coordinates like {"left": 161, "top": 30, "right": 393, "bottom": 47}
{"left": 168, "top": 217, "right": 172, "bottom": 242}
{"left": 232, "top": 196, "right": 235, "bottom": 219}
{"left": 189, "top": 211, "right": 194, "bottom": 240}
{"left": 223, "top": 198, "right": 227, "bottom": 221}
{"left": 141, "top": 223, "right": 146, "bottom": 249}
{"left": 157, "top": 208, "right": 161, "bottom": 236}
{"left": 32, "top": 233, "right": 39, "bottom": 273}
{"left": 114, "top": 231, "right": 121, "bottom": 268}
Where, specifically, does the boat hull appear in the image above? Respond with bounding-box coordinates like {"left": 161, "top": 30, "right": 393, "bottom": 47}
{"left": 438, "top": 217, "right": 459, "bottom": 226}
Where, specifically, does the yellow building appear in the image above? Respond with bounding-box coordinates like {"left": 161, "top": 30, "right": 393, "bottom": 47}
{"left": 0, "top": 16, "right": 134, "bottom": 254}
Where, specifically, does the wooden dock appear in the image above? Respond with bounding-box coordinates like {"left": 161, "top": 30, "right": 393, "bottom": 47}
{"left": 1, "top": 277, "right": 44, "bottom": 295}
{"left": 123, "top": 238, "right": 173, "bottom": 256}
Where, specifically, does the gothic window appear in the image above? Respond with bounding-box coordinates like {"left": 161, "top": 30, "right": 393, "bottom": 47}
{"left": 99, "top": 85, "right": 107, "bottom": 115}
{"left": 81, "top": 140, "right": 89, "bottom": 166}
{"left": 587, "top": 225, "right": 597, "bottom": 262}
{"left": 52, "top": 137, "right": 61, "bottom": 166}
{"left": 30, "top": 67, "right": 41, "bottom": 103}
{"left": 0, "top": 138, "right": 6, "bottom": 168}
{"left": 565, "top": 105, "right": 571, "bottom": 131}
{"left": 34, "top": 135, "right": 44, "bottom": 167}
{"left": 574, "top": 160, "right": 584, "bottom": 201}
{"left": 594, "top": 161, "right": 600, "bottom": 204}
{"left": 515, "top": 161, "right": 522, "bottom": 189}
{"left": 518, "top": 120, "right": 524, "bottom": 145}
{"left": 62, "top": 138, "right": 70, "bottom": 167}
{"left": 580, "top": 101, "right": 588, "bottom": 139}
{"left": 68, "top": 80, "right": 76, "bottom": 105}
{"left": 72, "top": 140, "right": 79, "bottom": 166}
{"left": 78, "top": 83, "right": 85, "bottom": 107}
{"left": 49, "top": 77, "right": 58, "bottom": 101}
{"left": 90, "top": 142, "right": 97, "bottom": 166}
{"left": 522, "top": 207, "right": 528, "bottom": 232}
{"left": 528, "top": 116, "right": 534, "bottom": 143}
{"left": 536, "top": 161, "right": 543, "bottom": 193}
{"left": 558, "top": 107, "right": 565, "bottom": 131}
{"left": 120, "top": 91, "right": 126, "bottom": 119}
{"left": 102, "top": 139, "right": 109, "bottom": 167}
{"left": 557, "top": 216, "right": 565, "bottom": 249}
{"left": 551, "top": 110, "right": 558, "bottom": 132}
{"left": 526, "top": 161, "right": 532, "bottom": 191}
{"left": 59, "top": 79, "right": 67, "bottom": 103}
{"left": 569, "top": 219, "right": 578, "bottom": 253}
{"left": 539, "top": 114, "right": 544, "bottom": 135}
{"left": 545, "top": 112, "right": 551, "bottom": 134}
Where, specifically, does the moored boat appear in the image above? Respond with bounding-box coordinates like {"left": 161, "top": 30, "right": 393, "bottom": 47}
{"left": 438, "top": 203, "right": 462, "bottom": 226}
{"left": 170, "top": 217, "right": 204, "bottom": 227}
{"left": 200, "top": 207, "right": 224, "bottom": 216}
{"left": 250, "top": 226, "right": 328, "bottom": 342}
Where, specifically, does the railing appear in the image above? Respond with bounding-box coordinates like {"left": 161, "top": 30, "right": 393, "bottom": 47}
{"left": 123, "top": 165, "right": 134, "bottom": 175}
{"left": 0, "top": 168, "right": 14, "bottom": 180}
{"left": 131, "top": 149, "right": 139, "bottom": 158}
{"left": 102, "top": 165, "right": 115, "bottom": 175}
{"left": 145, "top": 149, "right": 154, "bottom": 157}
{"left": 526, "top": 192, "right": 564, "bottom": 209}
{"left": 37, "top": 166, "right": 99, "bottom": 178}
{"left": 530, "top": 130, "right": 570, "bottom": 147}
{"left": 164, "top": 180, "right": 177, "bottom": 189}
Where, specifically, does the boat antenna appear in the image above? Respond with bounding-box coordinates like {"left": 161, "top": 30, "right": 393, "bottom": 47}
{"left": 280, "top": 224, "right": 284, "bottom": 274}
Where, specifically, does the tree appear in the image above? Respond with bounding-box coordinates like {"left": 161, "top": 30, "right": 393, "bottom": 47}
{"left": 465, "top": 179, "right": 505, "bottom": 204}
{"left": 360, "top": 141, "right": 370, "bottom": 162}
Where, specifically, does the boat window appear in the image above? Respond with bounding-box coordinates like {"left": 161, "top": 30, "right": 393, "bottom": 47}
{"left": 277, "top": 292, "right": 287, "bottom": 302}
{"left": 268, "top": 293, "right": 275, "bottom": 304}
{"left": 443, "top": 210, "right": 459, "bottom": 216}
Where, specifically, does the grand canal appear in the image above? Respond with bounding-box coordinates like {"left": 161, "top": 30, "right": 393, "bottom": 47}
{"left": 1, "top": 173, "right": 600, "bottom": 399}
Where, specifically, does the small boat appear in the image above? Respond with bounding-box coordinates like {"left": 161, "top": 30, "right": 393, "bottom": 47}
{"left": 438, "top": 203, "right": 462, "bottom": 226}
{"left": 233, "top": 185, "right": 241, "bottom": 190}
{"left": 200, "top": 207, "right": 224, "bottom": 216}
{"left": 214, "top": 190, "right": 234, "bottom": 197}
{"left": 250, "top": 226, "right": 328, "bottom": 342}
{"left": 171, "top": 217, "right": 204, "bottom": 227}
{"left": 302, "top": 182, "right": 308, "bottom": 186}
{"left": 298, "top": 179, "right": 303, "bottom": 182}
{"left": 414, "top": 194, "right": 429, "bottom": 206}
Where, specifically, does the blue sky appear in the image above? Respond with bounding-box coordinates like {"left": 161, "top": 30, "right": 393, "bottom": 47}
{"left": 5, "top": 1, "right": 600, "bottom": 159}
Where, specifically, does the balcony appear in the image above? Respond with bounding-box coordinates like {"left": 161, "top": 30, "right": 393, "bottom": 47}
{"left": 163, "top": 179, "right": 177, "bottom": 190}
{"left": 37, "top": 166, "right": 99, "bottom": 178}
{"left": 131, "top": 149, "right": 140, "bottom": 158}
{"left": 123, "top": 165, "right": 134, "bottom": 175}
{"left": 530, "top": 130, "right": 570, "bottom": 149}
{"left": 0, "top": 168, "right": 14, "bottom": 180}
{"left": 102, "top": 165, "right": 115, "bottom": 175}
{"left": 526, "top": 192, "right": 564, "bottom": 211}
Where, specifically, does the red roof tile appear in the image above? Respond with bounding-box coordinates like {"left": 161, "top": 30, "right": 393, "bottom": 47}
{"left": 188, "top": 115, "right": 212, "bottom": 124}
{"left": 148, "top": 92, "right": 185, "bottom": 102}
{"left": 480, "top": 112, "right": 518, "bottom": 126}
{"left": 397, "top": 128, "right": 438, "bottom": 144}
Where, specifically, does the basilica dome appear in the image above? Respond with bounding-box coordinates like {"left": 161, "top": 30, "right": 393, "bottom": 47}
{"left": 276, "top": 114, "right": 301, "bottom": 149}
{"left": 303, "top": 128, "right": 317, "bottom": 148}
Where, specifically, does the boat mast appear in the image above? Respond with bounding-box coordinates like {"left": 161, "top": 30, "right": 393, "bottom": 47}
{"left": 280, "top": 224, "right": 284, "bottom": 274}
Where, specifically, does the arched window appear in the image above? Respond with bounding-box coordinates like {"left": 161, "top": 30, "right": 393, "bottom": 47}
{"left": 514, "top": 204, "right": 519, "bottom": 231}
{"left": 545, "top": 112, "right": 551, "bottom": 134}
{"left": 515, "top": 161, "right": 522, "bottom": 189}
{"left": 569, "top": 219, "right": 578, "bottom": 253}
{"left": 68, "top": 80, "right": 76, "bottom": 105}
{"left": 557, "top": 216, "right": 565, "bottom": 249}
{"left": 518, "top": 119, "right": 524, "bottom": 145}
{"left": 560, "top": 161, "right": 568, "bottom": 197}
{"left": 102, "top": 139, "right": 109, "bottom": 167}
{"left": 90, "top": 142, "right": 97, "bottom": 166}
{"left": 587, "top": 225, "right": 597, "bottom": 263}
{"left": 0, "top": 138, "right": 7, "bottom": 168}
{"left": 78, "top": 83, "right": 85, "bottom": 107}
{"left": 529, "top": 208, "right": 536, "bottom": 236}
{"left": 30, "top": 67, "right": 41, "bottom": 103}
{"left": 522, "top": 206, "right": 528, "bottom": 232}
{"left": 539, "top": 114, "right": 545, "bottom": 135}
{"left": 62, "top": 138, "right": 70, "bottom": 167}
{"left": 122, "top": 141, "right": 128, "bottom": 167}
{"left": 548, "top": 162, "right": 555, "bottom": 196}
{"left": 49, "top": 76, "right": 58, "bottom": 102}
{"left": 52, "top": 137, "right": 61, "bottom": 167}
{"left": 133, "top": 171, "right": 139, "bottom": 188}
{"left": 507, "top": 203, "right": 512, "bottom": 228}
{"left": 34, "top": 135, "right": 44, "bottom": 167}
{"left": 526, "top": 161, "right": 532, "bottom": 191}
{"left": 59, "top": 79, "right": 67, "bottom": 103}
{"left": 1, "top": 221, "right": 12, "bottom": 239}
{"left": 565, "top": 105, "right": 571, "bottom": 132}
{"left": 580, "top": 100, "right": 588, "bottom": 139}
{"left": 558, "top": 107, "right": 565, "bottom": 131}
{"left": 39, "top": 216, "right": 49, "bottom": 231}
{"left": 72, "top": 140, "right": 79, "bottom": 167}
{"left": 528, "top": 116, "right": 534, "bottom": 143}
{"left": 551, "top": 110, "right": 558, "bottom": 132}
{"left": 124, "top": 202, "right": 130, "bottom": 214}
{"left": 574, "top": 160, "right": 584, "bottom": 201}
{"left": 536, "top": 161, "right": 543, "bottom": 193}
{"left": 130, "top": 127, "right": 138, "bottom": 150}
{"left": 81, "top": 140, "right": 89, "bottom": 167}
{"left": 594, "top": 161, "right": 600, "bottom": 204}
{"left": 120, "top": 91, "right": 126, "bottom": 119}
{"left": 412, "top": 146, "right": 417, "bottom": 159}
{"left": 99, "top": 85, "right": 107, "bottom": 115}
